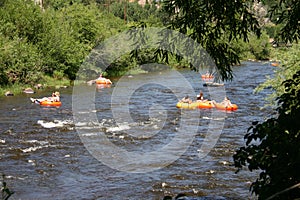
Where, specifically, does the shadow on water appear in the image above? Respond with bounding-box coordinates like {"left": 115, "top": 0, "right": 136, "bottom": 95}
{"left": 0, "top": 61, "right": 274, "bottom": 199}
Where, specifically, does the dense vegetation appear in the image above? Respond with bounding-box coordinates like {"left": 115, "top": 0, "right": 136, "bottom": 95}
{"left": 233, "top": 45, "right": 300, "bottom": 199}
{"left": 231, "top": 0, "right": 300, "bottom": 199}
{"left": 0, "top": 0, "right": 285, "bottom": 92}
{"left": 0, "top": 0, "right": 127, "bottom": 89}
{"left": 255, "top": 44, "right": 300, "bottom": 105}
{"left": 234, "top": 70, "right": 300, "bottom": 199}
{"left": 0, "top": 0, "right": 170, "bottom": 89}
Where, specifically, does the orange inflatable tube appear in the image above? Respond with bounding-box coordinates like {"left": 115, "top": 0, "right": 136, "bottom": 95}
{"left": 40, "top": 101, "right": 62, "bottom": 107}
{"left": 201, "top": 74, "right": 214, "bottom": 81}
{"left": 271, "top": 62, "right": 279, "bottom": 67}
{"left": 95, "top": 78, "right": 112, "bottom": 84}
{"left": 201, "top": 75, "right": 214, "bottom": 79}
{"left": 196, "top": 101, "right": 214, "bottom": 109}
{"left": 176, "top": 102, "right": 198, "bottom": 109}
{"left": 214, "top": 103, "right": 238, "bottom": 111}
{"left": 176, "top": 101, "right": 215, "bottom": 109}
{"left": 176, "top": 99, "right": 238, "bottom": 111}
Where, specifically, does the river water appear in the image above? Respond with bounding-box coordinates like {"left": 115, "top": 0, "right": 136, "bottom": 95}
{"left": 0, "top": 61, "right": 275, "bottom": 200}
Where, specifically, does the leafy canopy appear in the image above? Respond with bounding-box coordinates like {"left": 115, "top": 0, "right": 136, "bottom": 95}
{"left": 0, "top": 0, "right": 126, "bottom": 85}
{"left": 255, "top": 45, "right": 300, "bottom": 106}
{"left": 233, "top": 0, "right": 300, "bottom": 199}
{"left": 160, "top": 0, "right": 261, "bottom": 80}
{"left": 234, "top": 70, "right": 300, "bottom": 199}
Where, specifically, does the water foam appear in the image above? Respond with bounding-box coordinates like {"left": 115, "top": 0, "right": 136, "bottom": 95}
{"left": 37, "top": 119, "right": 72, "bottom": 128}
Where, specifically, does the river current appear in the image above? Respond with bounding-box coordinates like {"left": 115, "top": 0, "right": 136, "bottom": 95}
{"left": 0, "top": 61, "right": 275, "bottom": 199}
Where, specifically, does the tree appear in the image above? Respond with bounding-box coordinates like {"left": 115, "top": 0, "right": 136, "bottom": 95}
{"left": 160, "top": 0, "right": 261, "bottom": 80}
{"left": 0, "top": 0, "right": 126, "bottom": 85}
{"left": 0, "top": 0, "right": 44, "bottom": 85}
{"left": 254, "top": 45, "right": 300, "bottom": 106}
{"left": 109, "top": 1, "right": 162, "bottom": 24}
{"left": 266, "top": 0, "right": 299, "bottom": 43}
{"left": 233, "top": 70, "right": 300, "bottom": 199}
{"left": 0, "top": 0, "right": 43, "bottom": 44}
{"left": 231, "top": 31, "right": 271, "bottom": 60}
{"left": 232, "top": 0, "right": 300, "bottom": 199}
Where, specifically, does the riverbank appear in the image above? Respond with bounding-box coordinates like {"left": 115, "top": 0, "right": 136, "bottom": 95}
{"left": 0, "top": 77, "right": 71, "bottom": 97}
{"left": 1, "top": 58, "right": 277, "bottom": 97}
{"left": 2, "top": 44, "right": 287, "bottom": 97}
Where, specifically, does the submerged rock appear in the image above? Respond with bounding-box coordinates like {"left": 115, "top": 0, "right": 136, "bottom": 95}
{"left": 4, "top": 91, "right": 14, "bottom": 96}
{"left": 87, "top": 80, "right": 96, "bottom": 85}
{"left": 23, "top": 88, "right": 35, "bottom": 94}
{"left": 34, "top": 83, "right": 43, "bottom": 89}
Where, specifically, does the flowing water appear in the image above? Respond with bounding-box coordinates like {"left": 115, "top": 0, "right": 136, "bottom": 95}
{"left": 0, "top": 61, "right": 275, "bottom": 200}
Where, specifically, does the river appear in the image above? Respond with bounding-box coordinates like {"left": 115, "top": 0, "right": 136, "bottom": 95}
{"left": 0, "top": 61, "right": 275, "bottom": 200}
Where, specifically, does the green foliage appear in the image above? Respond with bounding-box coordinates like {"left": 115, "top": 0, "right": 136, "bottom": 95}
{"left": 0, "top": 0, "right": 46, "bottom": 85}
{"left": 43, "top": 0, "right": 72, "bottom": 9}
{"left": 105, "top": 52, "right": 137, "bottom": 77}
{"left": 0, "top": 0, "right": 43, "bottom": 43}
{"left": 248, "top": 33, "right": 270, "bottom": 60}
{"left": 266, "top": 0, "right": 300, "bottom": 43}
{"left": 60, "top": 3, "right": 105, "bottom": 45}
{"left": 93, "top": 12, "right": 126, "bottom": 39}
{"left": 233, "top": 0, "right": 300, "bottom": 198}
{"left": 234, "top": 71, "right": 300, "bottom": 199}
{"left": 0, "top": 0, "right": 126, "bottom": 89}
{"left": 43, "top": 0, "right": 96, "bottom": 10}
{"left": 154, "top": 0, "right": 261, "bottom": 81}
{"left": 232, "top": 31, "right": 271, "bottom": 60}
{"left": 264, "top": 24, "right": 284, "bottom": 39}
{"left": 255, "top": 44, "right": 300, "bottom": 106}
{"left": 37, "top": 5, "right": 91, "bottom": 79}
{"left": 0, "top": 35, "right": 43, "bottom": 85}
{"left": 0, "top": 67, "right": 8, "bottom": 86}
{"left": 110, "top": 0, "right": 164, "bottom": 26}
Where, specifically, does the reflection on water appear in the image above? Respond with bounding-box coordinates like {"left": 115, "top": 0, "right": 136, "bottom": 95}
{"left": 0, "top": 62, "right": 274, "bottom": 199}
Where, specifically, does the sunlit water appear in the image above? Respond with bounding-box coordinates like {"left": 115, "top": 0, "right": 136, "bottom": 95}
{"left": 0, "top": 62, "right": 275, "bottom": 199}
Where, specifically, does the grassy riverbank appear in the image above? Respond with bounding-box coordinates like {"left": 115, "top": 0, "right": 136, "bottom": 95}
{"left": 0, "top": 76, "right": 71, "bottom": 97}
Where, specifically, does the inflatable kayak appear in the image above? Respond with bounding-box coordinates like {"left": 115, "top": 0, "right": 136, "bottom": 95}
{"left": 95, "top": 78, "right": 112, "bottom": 84}
{"left": 214, "top": 103, "right": 238, "bottom": 111}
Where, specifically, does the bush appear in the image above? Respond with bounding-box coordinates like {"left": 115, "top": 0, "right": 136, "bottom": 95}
{"left": 231, "top": 31, "right": 271, "bottom": 60}
{"left": 234, "top": 71, "right": 300, "bottom": 199}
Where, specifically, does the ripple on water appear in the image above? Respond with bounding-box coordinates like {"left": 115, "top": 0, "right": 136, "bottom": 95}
{"left": 0, "top": 62, "right": 274, "bottom": 199}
